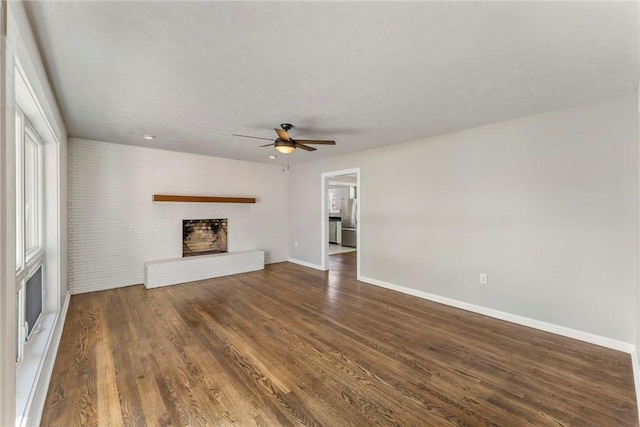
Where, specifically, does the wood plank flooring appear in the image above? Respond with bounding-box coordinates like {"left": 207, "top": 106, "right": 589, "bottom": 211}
{"left": 42, "top": 252, "right": 637, "bottom": 426}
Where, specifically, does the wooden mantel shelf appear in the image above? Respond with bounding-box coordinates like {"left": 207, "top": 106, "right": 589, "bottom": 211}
{"left": 153, "top": 194, "right": 256, "bottom": 204}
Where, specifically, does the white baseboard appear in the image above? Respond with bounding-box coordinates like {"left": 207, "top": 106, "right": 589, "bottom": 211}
{"left": 70, "top": 282, "right": 138, "bottom": 295}
{"left": 72, "top": 254, "right": 282, "bottom": 295}
{"left": 358, "top": 275, "right": 635, "bottom": 354}
{"left": 288, "top": 258, "right": 324, "bottom": 271}
{"left": 632, "top": 348, "right": 640, "bottom": 421}
{"left": 23, "top": 291, "right": 70, "bottom": 427}
{"left": 360, "top": 276, "right": 640, "bottom": 425}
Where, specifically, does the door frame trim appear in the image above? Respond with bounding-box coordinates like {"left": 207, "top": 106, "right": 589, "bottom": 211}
{"left": 320, "top": 168, "right": 360, "bottom": 276}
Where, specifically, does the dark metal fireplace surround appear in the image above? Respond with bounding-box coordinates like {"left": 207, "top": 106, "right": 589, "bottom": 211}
{"left": 182, "top": 219, "right": 228, "bottom": 257}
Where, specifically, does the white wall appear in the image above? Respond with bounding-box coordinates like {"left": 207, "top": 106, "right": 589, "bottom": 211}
{"left": 68, "top": 139, "right": 289, "bottom": 294}
{"left": 636, "top": 84, "right": 640, "bottom": 419}
{"left": 289, "top": 95, "right": 638, "bottom": 344}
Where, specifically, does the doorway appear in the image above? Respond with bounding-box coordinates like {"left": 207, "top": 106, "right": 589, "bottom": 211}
{"left": 321, "top": 168, "right": 360, "bottom": 277}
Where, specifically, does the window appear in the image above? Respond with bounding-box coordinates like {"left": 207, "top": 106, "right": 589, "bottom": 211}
{"left": 13, "top": 60, "right": 63, "bottom": 425}
{"left": 15, "top": 108, "right": 45, "bottom": 365}
{"left": 25, "top": 266, "right": 43, "bottom": 338}
{"left": 328, "top": 189, "right": 337, "bottom": 211}
{"left": 24, "top": 130, "right": 41, "bottom": 256}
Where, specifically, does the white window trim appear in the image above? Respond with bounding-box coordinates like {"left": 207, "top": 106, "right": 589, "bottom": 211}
{"left": 14, "top": 108, "right": 45, "bottom": 369}
{"left": 23, "top": 120, "right": 44, "bottom": 265}
{"left": 15, "top": 109, "right": 24, "bottom": 272}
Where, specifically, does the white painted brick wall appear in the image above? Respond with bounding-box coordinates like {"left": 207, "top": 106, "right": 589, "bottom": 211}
{"left": 68, "top": 139, "right": 289, "bottom": 294}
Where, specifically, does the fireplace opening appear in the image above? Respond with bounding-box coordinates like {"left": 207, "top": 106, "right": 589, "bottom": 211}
{"left": 182, "top": 219, "right": 228, "bottom": 257}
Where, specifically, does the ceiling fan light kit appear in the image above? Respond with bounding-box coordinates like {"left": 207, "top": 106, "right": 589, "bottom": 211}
{"left": 275, "top": 140, "right": 296, "bottom": 154}
{"left": 233, "top": 123, "right": 337, "bottom": 155}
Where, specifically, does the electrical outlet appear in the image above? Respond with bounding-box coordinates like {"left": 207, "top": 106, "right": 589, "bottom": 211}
{"left": 479, "top": 273, "right": 488, "bottom": 284}
{"left": 294, "top": 241, "right": 298, "bottom": 248}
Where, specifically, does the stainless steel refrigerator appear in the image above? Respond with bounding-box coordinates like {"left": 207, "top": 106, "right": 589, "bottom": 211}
{"left": 341, "top": 198, "right": 357, "bottom": 248}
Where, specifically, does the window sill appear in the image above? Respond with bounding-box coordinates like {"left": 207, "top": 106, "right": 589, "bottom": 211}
{"left": 15, "top": 311, "right": 55, "bottom": 426}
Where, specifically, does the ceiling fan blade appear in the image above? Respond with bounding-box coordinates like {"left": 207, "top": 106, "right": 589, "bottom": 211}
{"left": 275, "top": 128, "right": 290, "bottom": 141}
{"left": 295, "top": 143, "right": 316, "bottom": 151}
{"left": 295, "top": 139, "right": 336, "bottom": 145}
{"left": 259, "top": 143, "right": 275, "bottom": 147}
{"left": 232, "top": 134, "right": 274, "bottom": 141}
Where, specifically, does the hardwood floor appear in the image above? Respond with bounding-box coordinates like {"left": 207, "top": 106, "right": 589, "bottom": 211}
{"left": 42, "top": 252, "right": 637, "bottom": 426}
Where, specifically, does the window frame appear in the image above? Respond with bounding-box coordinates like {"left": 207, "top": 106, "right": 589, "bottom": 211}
{"left": 15, "top": 107, "right": 46, "bottom": 367}
{"left": 23, "top": 120, "right": 44, "bottom": 264}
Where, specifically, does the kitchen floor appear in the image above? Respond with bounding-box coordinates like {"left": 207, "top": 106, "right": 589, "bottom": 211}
{"left": 329, "top": 244, "right": 356, "bottom": 255}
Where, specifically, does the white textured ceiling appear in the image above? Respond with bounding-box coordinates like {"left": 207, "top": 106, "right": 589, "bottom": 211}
{"left": 25, "top": 1, "right": 639, "bottom": 165}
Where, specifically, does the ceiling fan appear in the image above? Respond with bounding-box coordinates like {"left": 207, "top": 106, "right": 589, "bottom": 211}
{"left": 233, "top": 123, "right": 336, "bottom": 154}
